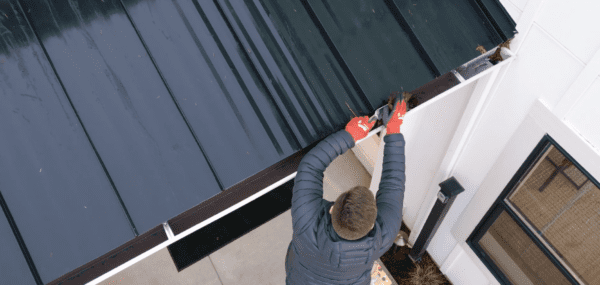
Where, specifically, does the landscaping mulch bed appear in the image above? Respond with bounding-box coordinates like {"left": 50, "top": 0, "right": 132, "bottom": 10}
{"left": 379, "top": 223, "right": 452, "bottom": 285}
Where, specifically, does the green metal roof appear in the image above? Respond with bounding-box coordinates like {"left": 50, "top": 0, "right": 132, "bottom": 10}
{"left": 0, "top": 0, "right": 516, "bottom": 283}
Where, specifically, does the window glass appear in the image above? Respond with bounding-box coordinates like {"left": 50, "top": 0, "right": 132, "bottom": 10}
{"left": 479, "top": 210, "right": 571, "bottom": 285}
{"left": 505, "top": 145, "right": 599, "bottom": 284}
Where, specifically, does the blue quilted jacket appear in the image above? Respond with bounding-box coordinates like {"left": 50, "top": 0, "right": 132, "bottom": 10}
{"left": 285, "top": 130, "right": 406, "bottom": 284}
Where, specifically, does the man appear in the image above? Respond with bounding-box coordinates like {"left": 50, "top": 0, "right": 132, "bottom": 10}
{"left": 285, "top": 99, "right": 407, "bottom": 284}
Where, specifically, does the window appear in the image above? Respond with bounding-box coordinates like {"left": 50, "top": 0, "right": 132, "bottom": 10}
{"left": 468, "top": 135, "right": 600, "bottom": 285}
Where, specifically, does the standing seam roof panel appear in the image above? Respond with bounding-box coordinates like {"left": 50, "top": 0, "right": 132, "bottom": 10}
{"left": 253, "top": 0, "right": 373, "bottom": 122}
{"left": 120, "top": 0, "right": 300, "bottom": 190}
{"left": 390, "top": 0, "right": 504, "bottom": 75}
{"left": 19, "top": 0, "right": 222, "bottom": 236}
{"left": 0, "top": 1, "right": 136, "bottom": 282}
{"left": 216, "top": 0, "right": 372, "bottom": 146}
{"left": 0, "top": 197, "right": 38, "bottom": 285}
{"left": 306, "top": 0, "right": 439, "bottom": 107}
{"left": 475, "top": 0, "right": 518, "bottom": 41}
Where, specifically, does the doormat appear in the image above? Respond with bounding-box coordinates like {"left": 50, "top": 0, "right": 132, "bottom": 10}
{"left": 371, "top": 259, "right": 397, "bottom": 285}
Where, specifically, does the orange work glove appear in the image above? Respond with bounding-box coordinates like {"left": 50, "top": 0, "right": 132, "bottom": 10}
{"left": 382, "top": 99, "right": 407, "bottom": 134}
{"left": 345, "top": 116, "right": 376, "bottom": 142}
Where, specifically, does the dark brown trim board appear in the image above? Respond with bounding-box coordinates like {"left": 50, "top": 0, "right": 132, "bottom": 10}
{"left": 167, "top": 138, "right": 319, "bottom": 236}
{"left": 47, "top": 225, "right": 167, "bottom": 285}
{"left": 406, "top": 72, "right": 460, "bottom": 110}
{"left": 167, "top": 178, "right": 297, "bottom": 271}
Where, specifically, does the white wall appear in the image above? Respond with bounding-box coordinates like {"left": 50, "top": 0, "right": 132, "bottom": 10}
{"left": 406, "top": 0, "right": 600, "bottom": 283}
{"left": 565, "top": 76, "right": 600, "bottom": 147}
{"left": 399, "top": 80, "right": 476, "bottom": 229}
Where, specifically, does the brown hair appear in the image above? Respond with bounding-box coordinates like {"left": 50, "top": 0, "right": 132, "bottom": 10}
{"left": 331, "top": 186, "right": 377, "bottom": 240}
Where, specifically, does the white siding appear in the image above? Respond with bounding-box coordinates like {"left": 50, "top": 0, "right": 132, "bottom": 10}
{"left": 403, "top": 0, "right": 600, "bottom": 283}
{"left": 443, "top": 243, "right": 493, "bottom": 285}
{"left": 507, "top": 0, "right": 528, "bottom": 11}
{"left": 397, "top": 81, "right": 476, "bottom": 229}
{"left": 449, "top": 100, "right": 600, "bottom": 284}
{"left": 451, "top": 103, "right": 548, "bottom": 244}
{"left": 536, "top": 0, "right": 600, "bottom": 64}
{"left": 417, "top": 21, "right": 584, "bottom": 265}
{"left": 520, "top": 25, "right": 585, "bottom": 106}
{"left": 565, "top": 76, "right": 600, "bottom": 150}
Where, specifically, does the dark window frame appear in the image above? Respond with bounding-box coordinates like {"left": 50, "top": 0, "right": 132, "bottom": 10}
{"left": 467, "top": 134, "right": 600, "bottom": 285}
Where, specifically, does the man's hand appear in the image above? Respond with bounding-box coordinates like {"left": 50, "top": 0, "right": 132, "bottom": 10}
{"left": 345, "top": 116, "right": 376, "bottom": 142}
{"left": 382, "top": 99, "right": 407, "bottom": 134}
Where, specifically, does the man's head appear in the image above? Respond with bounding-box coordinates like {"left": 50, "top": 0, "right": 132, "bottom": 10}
{"left": 329, "top": 185, "right": 377, "bottom": 240}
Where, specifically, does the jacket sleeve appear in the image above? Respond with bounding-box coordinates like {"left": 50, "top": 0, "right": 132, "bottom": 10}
{"left": 291, "top": 130, "right": 355, "bottom": 235}
{"left": 375, "top": 133, "right": 406, "bottom": 257}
